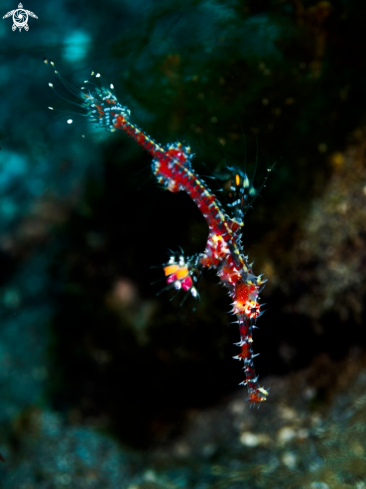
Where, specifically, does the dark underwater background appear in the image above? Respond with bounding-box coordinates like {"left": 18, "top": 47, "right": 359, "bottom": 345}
{"left": 1, "top": 0, "right": 366, "bottom": 487}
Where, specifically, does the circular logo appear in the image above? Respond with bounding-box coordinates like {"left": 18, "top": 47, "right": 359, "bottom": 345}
{"left": 3, "top": 3, "right": 38, "bottom": 32}
{"left": 12, "top": 8, "right": 28, "bottom": 31}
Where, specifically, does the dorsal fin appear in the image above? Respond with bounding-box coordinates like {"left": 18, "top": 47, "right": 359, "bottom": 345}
{"left": 221, "top": 163, "right": 275, "bottom": 219}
